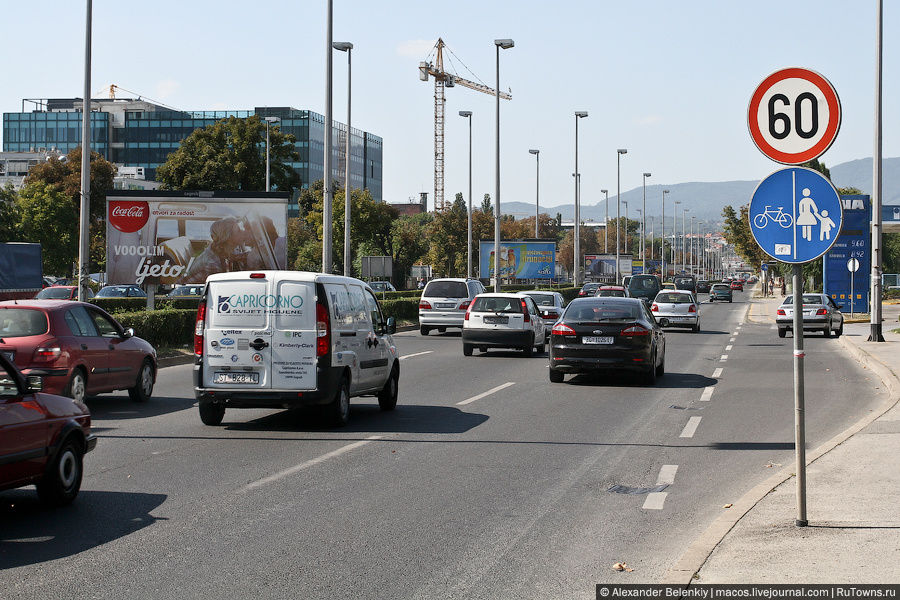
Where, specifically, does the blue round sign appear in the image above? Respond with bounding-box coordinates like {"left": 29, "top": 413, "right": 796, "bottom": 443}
{"left": 749, "top": 167, "right": 842, "bottom": 264}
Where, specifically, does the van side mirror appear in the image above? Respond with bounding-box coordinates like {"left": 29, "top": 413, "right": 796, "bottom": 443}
{"left": 386, "top": 316, "right": 396, "bottom": 335}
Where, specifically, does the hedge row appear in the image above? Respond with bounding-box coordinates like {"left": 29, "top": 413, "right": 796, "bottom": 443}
{"left": 115, "top": 308, "right": 197, "bottom": 350}
{"left": 90, "top": 297, "right": 201, "bottom": 314}
{"left": 379, "top": 298, "right": 420, "bottom": 322}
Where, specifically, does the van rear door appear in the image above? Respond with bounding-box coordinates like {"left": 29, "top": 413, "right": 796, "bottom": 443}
{"left": 270, "top": 279, "right": 317, "bottom": 390}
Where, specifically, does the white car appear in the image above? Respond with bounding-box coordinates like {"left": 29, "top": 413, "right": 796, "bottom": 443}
{"left": 651, "top": 289, "right": 700, "bottom": 332}
{"left": 418, "top": 278, "right": 485, "bottom": 335}
{"left": 461, "top": 293, "right": 546, "bottom": 356}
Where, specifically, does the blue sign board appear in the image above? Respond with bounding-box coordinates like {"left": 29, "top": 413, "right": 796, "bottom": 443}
{"left": 479, "top": 241, "right": 556, "bottom": 279}
{"left": 884, "top": 205, "right": 900, "bottom": 224}
{"left": 749, "top": 167, "right": 843, "bottom": 264}
{"left": 824, "top": 195, "right": 870, "bottom": 313}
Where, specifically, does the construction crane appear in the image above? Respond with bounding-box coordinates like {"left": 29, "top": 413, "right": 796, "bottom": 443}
{"left": 419, "top": 38, "right": 511, "bottom": 211}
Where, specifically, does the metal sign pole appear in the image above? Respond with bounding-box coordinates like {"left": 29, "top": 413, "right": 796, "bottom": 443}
{"left": 792, "top": 263, "right": 808, "bottom": 527}
{"left": 851, "top": 269, "right": 855, "bottom": 319}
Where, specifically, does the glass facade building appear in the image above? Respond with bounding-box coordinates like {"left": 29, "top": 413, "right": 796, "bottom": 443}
{"left": 2, "top": 99, "right": 383, "bottom": 214}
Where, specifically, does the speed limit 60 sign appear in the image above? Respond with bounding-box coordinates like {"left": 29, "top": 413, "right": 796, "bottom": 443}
{"left": 748, "top": 68, "right": 841, "bottom": 164}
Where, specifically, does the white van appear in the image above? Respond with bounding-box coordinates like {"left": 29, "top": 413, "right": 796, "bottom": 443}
{"left": 192, "top": 271, "right": 399, "bottom": 427}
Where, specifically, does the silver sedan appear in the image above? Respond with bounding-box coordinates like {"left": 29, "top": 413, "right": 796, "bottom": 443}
{"left": 776, "top": 293, "right": 844, "bottom": 338}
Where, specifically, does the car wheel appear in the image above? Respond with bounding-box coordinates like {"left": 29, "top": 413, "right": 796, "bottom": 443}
{"left": 645, "top": 351, "right": 658, "bottom": 385}
{"left": 66, "top": 369, "right": 87, "bottom": 403}
{"left": 823, "top": 322, "right": 832, "bottom": 338}
{"left": 324, "top": 375, "right": 350, "bottom": 427}
{"left": 377, "top": 367, "right": 398, "bottom": 411}
{"left": 128, "top": 359, "right": 154, "bottom": 402}
{"left": 655, "top": 352, "right": 665, "bottom": 377}
{"left": 836, "top": 321, "right": 843, "bottom": 337}
{"left": 420, "top": 325, "right": 430, "bottom": 336}
{"left": 728, "top": 299, "right": 733, "bottom": 303}
{"left": 534, "top": 336, "right": 545, "bottom": 354}
{"left": 438, "top": 327, "right": 446, "bottom": 333}
{"left": 522, "top": 334, "right": 534, "bottom": 357}
{"left": 778, "top": 328, "right": 787, "bottom": 338}
{"left": 36, "top": 437, "right": 83, "bottom": 506}
{"left": 463, "top": 343, "right": 473, "bottom": 356}
{"left": 199, "top": 401, "right": 226, "bottom": 426}
{"left": 549, "top": 369, "right": 564, "bottom": 383}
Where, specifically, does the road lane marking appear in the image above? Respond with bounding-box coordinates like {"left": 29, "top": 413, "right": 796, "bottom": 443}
{"left": 729, "top": 337, "right": 735, "bottom": 342}
{"left": 732, "top": 331, "right": 739, "bottom": 335}
{"left": 399, "top": 351, "right": 433, "bottom": 360}
{"left": 680, "top": 416, "right": 702, "bottom": 438}
{"left": 656, "top": 464, "right": 679, "bottom": 485}
{"left": 699, "top": 386, "right": 715, "bottom": 402}
{"left": 242, "top": 435, "right": 384, "bottom": 491}
{"left": 456, "top": 382, "right": 515, "bottom": 406}
{"left": 726, "top": 344, "right": 733, "bottom": 351}
{"left": 720, "top": 355, "right": 728, "bottom": 361}
{"left": 643, "top": 492, "right": 668, "bottom": 510}
{"left": 712, "top": 368, "right": 723, "bottom": 378}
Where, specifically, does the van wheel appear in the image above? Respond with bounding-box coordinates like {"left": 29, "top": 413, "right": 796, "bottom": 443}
{"left": 463, "top": 343, "right": 473, "bottom": 356}
{"left": 378, "top": 367, "right": 399, "bottom": 411}
{"left": 325, "top": 376, "right": 350, "bottom": 427}
{"left": 420, "top": 326, "right": 430, "bottom": 336}
{"left": 199, "top": 401, "right": 225, "bottom": 426}
{"left": 36, "top": 437, "right": 83, "bottom": 506}
{"left": 128, "top": 359, "right": 154, "bottom": 402}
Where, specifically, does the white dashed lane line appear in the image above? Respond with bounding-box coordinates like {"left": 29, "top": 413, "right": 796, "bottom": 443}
{"left": 399, "top": 351, "right": 433, "bottom": 360}
{"left": 712, "top": 368, "right": 723, "bottom": 378}
{"left": 699, "top": 386, "right": 715, "bottom": 402}
{"left": 656, "top": 464, "right": 679, "bottom": 485}
{"left": 720, "top": 355, "right": 728, "bottom": 362}
{"left": 456, "top": 382, "right": 515, "bottom": 406}
{"left": 729, "top": 337, "right": 735, "bottom": 342}
{"left": 679, "top": 417, "right": 702, "bottom": 438}
{"left": 725, "top": 344, "right": 733, "bottom": 351}
{"left": 643, "top": 465, "right": 678, "bottom": 510}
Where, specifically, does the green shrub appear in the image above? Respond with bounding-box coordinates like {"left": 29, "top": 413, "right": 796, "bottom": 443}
{"left": 114, "top": 309, "right": 197, "bottom": 350}
{"left": 373, "top": 290, "right": 421, "bottom": 301}
{"left": 90, "top": 296, "right": 201, "bottom": 314}
{"left": 379, "top": 298, "right": 420, "bottom": 322}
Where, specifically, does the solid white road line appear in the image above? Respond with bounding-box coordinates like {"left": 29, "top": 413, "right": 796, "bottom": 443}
{"left": 643, "top": 492, "right": 668, "bottom": 510}
{"left": 656, "top": 464, "right": 679, "bottom": 485}
{"left": 725, "top": 344, "right": 733, "bottom": 351}
{"left": 680, "top": 416, "right": 702, "bottom": 438}
{"left": 243, "top": 435, "right": 384, "bottom": 491}
{"left": 699, "top": 386, "right": 715, "bottom": 402}
{"left": 712, "top": 368, "right": 723, "bottom": 378}
{"left": 720, "top": 355, "right": 728, "bottom": 361}
{"left": 456, "top": 382, "right": 515, "bottom": 406}
{"left": 399, "top": 351, "right": 433, "bottom": 360}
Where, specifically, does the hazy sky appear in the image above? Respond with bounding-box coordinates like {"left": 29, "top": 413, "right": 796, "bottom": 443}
{"left": 2, "top": 1, "right": 896, "bottom": 214}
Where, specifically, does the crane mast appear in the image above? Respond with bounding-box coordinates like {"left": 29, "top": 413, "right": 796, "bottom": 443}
{"left": 419, "top": 39, "right": 511, "bottom": 211}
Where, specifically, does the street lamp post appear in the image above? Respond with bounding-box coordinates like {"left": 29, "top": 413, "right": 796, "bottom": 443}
{"left": 636, "top": 208, "right": 643, "bottom": 268}
{"left": 682, "top": 207, "right": 690, "bottom": 275}
{"left": 493, "top": 38, "right": 514, "bottom": 292}
{"left": 661, "top": 189, "right": 669, "bottom": 279}
{"left": 264, "top": 116, "right": 280, "bottom": 192}
{"left": 601, "top": 189, "right": 609, "bottom": 253}
{"left": 673, "top": 200, "right": 681, "bottom": 270}
{"left": 690, "top": 216, "right": 696, "bottom": 276}
{"left": 574, "top": 111, "right": 588, "bottom": 287}
{"left": 322, "top": 0, "right": 334, "bottom": 273}
{"left": 642, "top": 172, "right": 651, "bottom": 273}
{"left": 333, "top": 42, "right": 353, "bottom": 276}
{"left": 77, "top": 0, "right": 92, "bottom": 302}
{"left": 616, "top": 149, "right": 627, "bottom": 283}
{"left": 623, "top": 200, "right": 629, "bottom": 254}
{"left": 460, "top": 111, "right": 473, "bottom": 278}
{"left": 529, "top": 149, "right": 540, "bottom": 238}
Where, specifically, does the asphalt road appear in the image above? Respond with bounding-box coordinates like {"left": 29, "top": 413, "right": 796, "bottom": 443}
{"left": 0, "top": 294, "right": 887, "bottom": 599}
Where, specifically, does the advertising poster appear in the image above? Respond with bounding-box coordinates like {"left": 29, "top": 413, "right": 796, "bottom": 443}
{"left": 479, "top": 241, "right": 556, "bottom": 279}
{"left": 823, "top": 195, "right": 871, "bottom": 313}
{"left": 106, "top": 191, "right": 289, "bottom": 286}
{"left": 585, "top": 254, "right": 632, "bottom": 282}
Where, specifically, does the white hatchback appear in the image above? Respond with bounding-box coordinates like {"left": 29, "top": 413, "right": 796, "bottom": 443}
{"left": 461, "top": 293, "right": 546, "bottom": 356}
{"left": 651, "top": 289, "right": 700, "bottom": 332}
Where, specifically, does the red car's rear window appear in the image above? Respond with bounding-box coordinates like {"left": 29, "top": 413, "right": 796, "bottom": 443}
{"left": 0, "top": 308, "right": 49, "bottom": 337}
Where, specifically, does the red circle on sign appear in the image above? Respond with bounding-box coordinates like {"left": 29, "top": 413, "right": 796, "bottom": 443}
{"left": 108, "top": 200, "right": 150, "bottom": 233}
{"left": 748, "top": 67, "right": 841, "bottom": 164}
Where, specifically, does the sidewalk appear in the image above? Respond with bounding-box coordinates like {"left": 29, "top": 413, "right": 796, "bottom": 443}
{"left": 664, "top": 293, "right": 900, "bottom": 584}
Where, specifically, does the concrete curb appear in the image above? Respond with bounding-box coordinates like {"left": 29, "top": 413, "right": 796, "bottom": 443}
{"left": 158, "top": 354, "right": 195, "bottom": 369}
{"left": 661, "top": 309, "right": 900, "bottom": 586}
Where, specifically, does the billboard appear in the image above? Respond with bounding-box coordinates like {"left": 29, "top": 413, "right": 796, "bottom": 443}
{"left": 585, "top": 254, "right": 632, "bottom": 282}
{"left": 479, "top": 241, "right": 555, "bottom": 279}
{"left": 106, "top": 191, "right": 289, "bottom": 286}
{"left": 824, "top": 195, "right": 870, "bottom": 313}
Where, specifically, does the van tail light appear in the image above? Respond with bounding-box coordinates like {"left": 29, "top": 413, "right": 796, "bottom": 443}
{"left": 194, "top": 301, "right": 207, "bottom": 356}
{"left": 621, "top": 324, "right": 650, "bottom": 337}
{"left": 777, "top": 309, "right": 786, "bottom": 315}
{"left": 418, "top": 300, "right": 432, "bottom": 310}
{"left": 520, "top": 300, "right": 530, "bottom": 322}
{"left": 33, "top": 343, "right": 61, "bottom": 362}
{"left": 816, "top": 308, "right": 828, "bottom": 315}
{"left": 459, "top": 300, "right": 470, "bottom": 311}
{"left": 551, "top": 323, "right": 576, "bottom": 336}
{"left": 316, "top": 301, "right": 331, "bottom": 357}
{"left": 688, "top": 304, "right": 696, "bottom": 313}
{"left": 651, "top": 303, "right": 659, "bottom": 312}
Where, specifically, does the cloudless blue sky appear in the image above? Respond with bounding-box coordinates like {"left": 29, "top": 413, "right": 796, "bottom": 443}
{"left": 2, "top": 1, "right": 896, "bottom": 214}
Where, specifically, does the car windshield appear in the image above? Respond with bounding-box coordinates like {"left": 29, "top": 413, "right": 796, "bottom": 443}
{"left": 36, "top": 287, "right": 72, "bottom": 299}
{"left": 782, "top": 295, "right": 824, "bottom": 305}
{"left": 581, "top": 283, "right": 599, "bottom": 291}
{"left": 0, "top": 308, "right": 48, "bottom": 337}
{"left": 471, "top": 296, "right": 523, "bottom": 313}
{"left": 656, "top": 293, "right": 694, "bottom": 303}
{"left": 565, "top": 301, "right": 640, "bottom": 323}
{"left": 423, "top": 281, "right": 468, "bottom": 298}
{"left": 673, "top": 277, "right": 694, "bottom": 289}
{"left": 524, "top": 293, "right": 555, "bottom": 306}
{"left": 596, "top": 290, "right": 626, "bottom": 297}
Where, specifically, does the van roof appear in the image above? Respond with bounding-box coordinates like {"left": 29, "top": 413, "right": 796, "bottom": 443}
{"left": 204, "top": 270, "right": 371, "bottom": 288}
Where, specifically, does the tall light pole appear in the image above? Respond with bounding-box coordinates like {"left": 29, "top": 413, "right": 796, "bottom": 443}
{"left": 460, "top": 110, "right": 473, "bottom": 278}
{"left": 529, "top": 149, "right": 540, "bottom": 238}
{"left": 322, "top": 0, "right": 334, "bottom": 273}
{"left": 574, "top": 111, "right": 588, "bottom": 287}
{"left": 493, "top": 38, "right": 514, "bottom": 292}
{"left": 264, "top": 116, "right": 280, "bottom": 192}
{"left": 681, "top": 207, "right": 690, "bottom": 275}
{"left": 77, "top": 0, "right": 92, "bottom": 302}
{"left": 622, "top": 200, "right": 629, "bottom": 254}
{"left": 641, "top": 172, "right": 651, "bottom": 273}
{"left": 690, "top": 216, "right": 696, "bottom": 276}
{"left": 661, "top": 189, "right": 669, "bottom": 279}
{"left": 870, "top": 0, "right": 885, "bottom": 342}
{"left": 616, "top": 149, "right": 627, "bottom": 283}
{"left": 673, "top": 199, "right": 681, "bottom": 270}
{"left": 636, "top": 208, "right": 643, "bottom": 267}
{"left": 333, "top": 42, "right": 353, "bottom": 276}
{"left": 601, "top": 189, "right": 609, "bottom": 253}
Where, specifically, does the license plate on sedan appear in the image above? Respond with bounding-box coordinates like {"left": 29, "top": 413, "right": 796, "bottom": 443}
{"left": 214, "top": 372, "right": 259, "bottom": 385}
{"left": 582, "top": 336, "right": 614, "bottom": 344}
{"left": 484, "top": 316, "right": 509, "bottom": 324}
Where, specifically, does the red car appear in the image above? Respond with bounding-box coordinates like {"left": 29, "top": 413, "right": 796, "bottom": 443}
{"left": 0, "top": 300, "right": 157, "bottom": 403}
{"left": 35, "top": 286, "right": 94, "bottom": 301}
{"left": 0, "top": 352, "right": 96, "bottom": 505}
{"left": 730, "top": 280, "right": 744, "bottom": 291}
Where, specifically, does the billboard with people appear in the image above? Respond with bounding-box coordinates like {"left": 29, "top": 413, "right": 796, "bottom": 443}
{"left": 106, "top": 191, "right": 289, "bottom": 286}
{"left": 479, "top": 241, "right": 555, "bottom": 279}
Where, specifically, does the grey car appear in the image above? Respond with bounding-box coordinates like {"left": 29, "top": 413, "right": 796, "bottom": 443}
{"left": 522, "top": 291, "right": 566, "bottom": 341}
{"left": 776, "top": 293, "right": 844, "bottom": 338}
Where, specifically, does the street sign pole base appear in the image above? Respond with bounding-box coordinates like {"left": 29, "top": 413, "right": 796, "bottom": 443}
{"left": 795, "top": 519, "right": 809, "bottom": 527}
{"left": 868, "top": 324, "right": 885, "bottom": 342}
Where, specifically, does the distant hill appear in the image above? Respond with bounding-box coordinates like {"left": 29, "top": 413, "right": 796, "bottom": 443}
{"left": 499, "top": 156, "right": 900, "bottom": 233}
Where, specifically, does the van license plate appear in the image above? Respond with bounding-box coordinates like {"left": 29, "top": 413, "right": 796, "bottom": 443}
{"left": 214, "top": 372, "right": 259, "bottom": 384}
{"left": 583, "top": 336, "right": 614, "bottom": 344}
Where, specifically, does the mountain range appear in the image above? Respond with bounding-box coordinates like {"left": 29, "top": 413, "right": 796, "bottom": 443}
{"left": 499, "top": 157, "right": 900, "bottom": 232}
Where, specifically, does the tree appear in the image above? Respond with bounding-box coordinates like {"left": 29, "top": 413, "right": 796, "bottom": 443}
{"left": 426, "top": 193, "right": 468, "bottom": 277}
{"left": 357, "top": 212, "right": 432, "bottom": 287}
{"left": 24, "top": 147, "right": 116, "bottom": 223}
{"left": 16, "top": 182, "right": 77, "bottom": 276}
{"left": 481, "top": 193, "right": 493, "bottom": 216}
{"left": 722, "top": 204, "right": 768, "bottom": 271}
{"left": 0, "top": 184, "right": 19, "bottom": 242}
{"left": 156, "top": 115, "right": 300, "bottom": 192}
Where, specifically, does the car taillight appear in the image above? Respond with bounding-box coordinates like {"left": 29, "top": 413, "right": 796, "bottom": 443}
{"left": 464, "top": 306, "right": 471, "bottom": 321}
{"left": 578, "top": 291, "right": 586, "bottom": 296}
{"left": 651, "top": 303, "right": 659, "bottom": 312}
{"left": 816, "top": 308, "right": 827, "bottom": 315}
{"left": 688, "top": 304, "right": 696, "bottom": 313}
{"left": 194, "top": 301, "right": 207, "bottom": 356}
{"left": 316, "top": 301, "right": 331, "bottom": 357}
{"left": 551, "top": 323, "right": 576, "bottom": 336}
{"left": 419, "top": 300, "right": 432, "bottom": 310}
{"left": 777, "top": 309, "right": 786, "bottom": 315}
{"left": 621, "top": 325, "right": 650, "bottom": 337}
{"left": 459, "top": 300, "right": 470, "bottom": 311}
{"left": 521, "top": 300, "right": 530, "bottom": 322}
{"left": 33, "top": 344, "right": 61, "bottom": 362}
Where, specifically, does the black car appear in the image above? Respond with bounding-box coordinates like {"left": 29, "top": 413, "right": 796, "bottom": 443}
{"left": 627, "top": 274, "right": 661, "bottom": 304}
{"left": 696, "top": 280, "right": 711, "bottom": 293}
{"left": 548, "top": 297, "right": 665, "bottom": 385}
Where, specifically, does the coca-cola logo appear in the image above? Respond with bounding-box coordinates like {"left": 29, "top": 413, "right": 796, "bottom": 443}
{"left": 108, "top": 201, "right": 150, "bottom": 233}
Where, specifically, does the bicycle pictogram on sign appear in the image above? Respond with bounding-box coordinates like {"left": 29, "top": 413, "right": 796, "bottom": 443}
{"left": 753, "top": 206, "right": 794, "bottom": 229}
